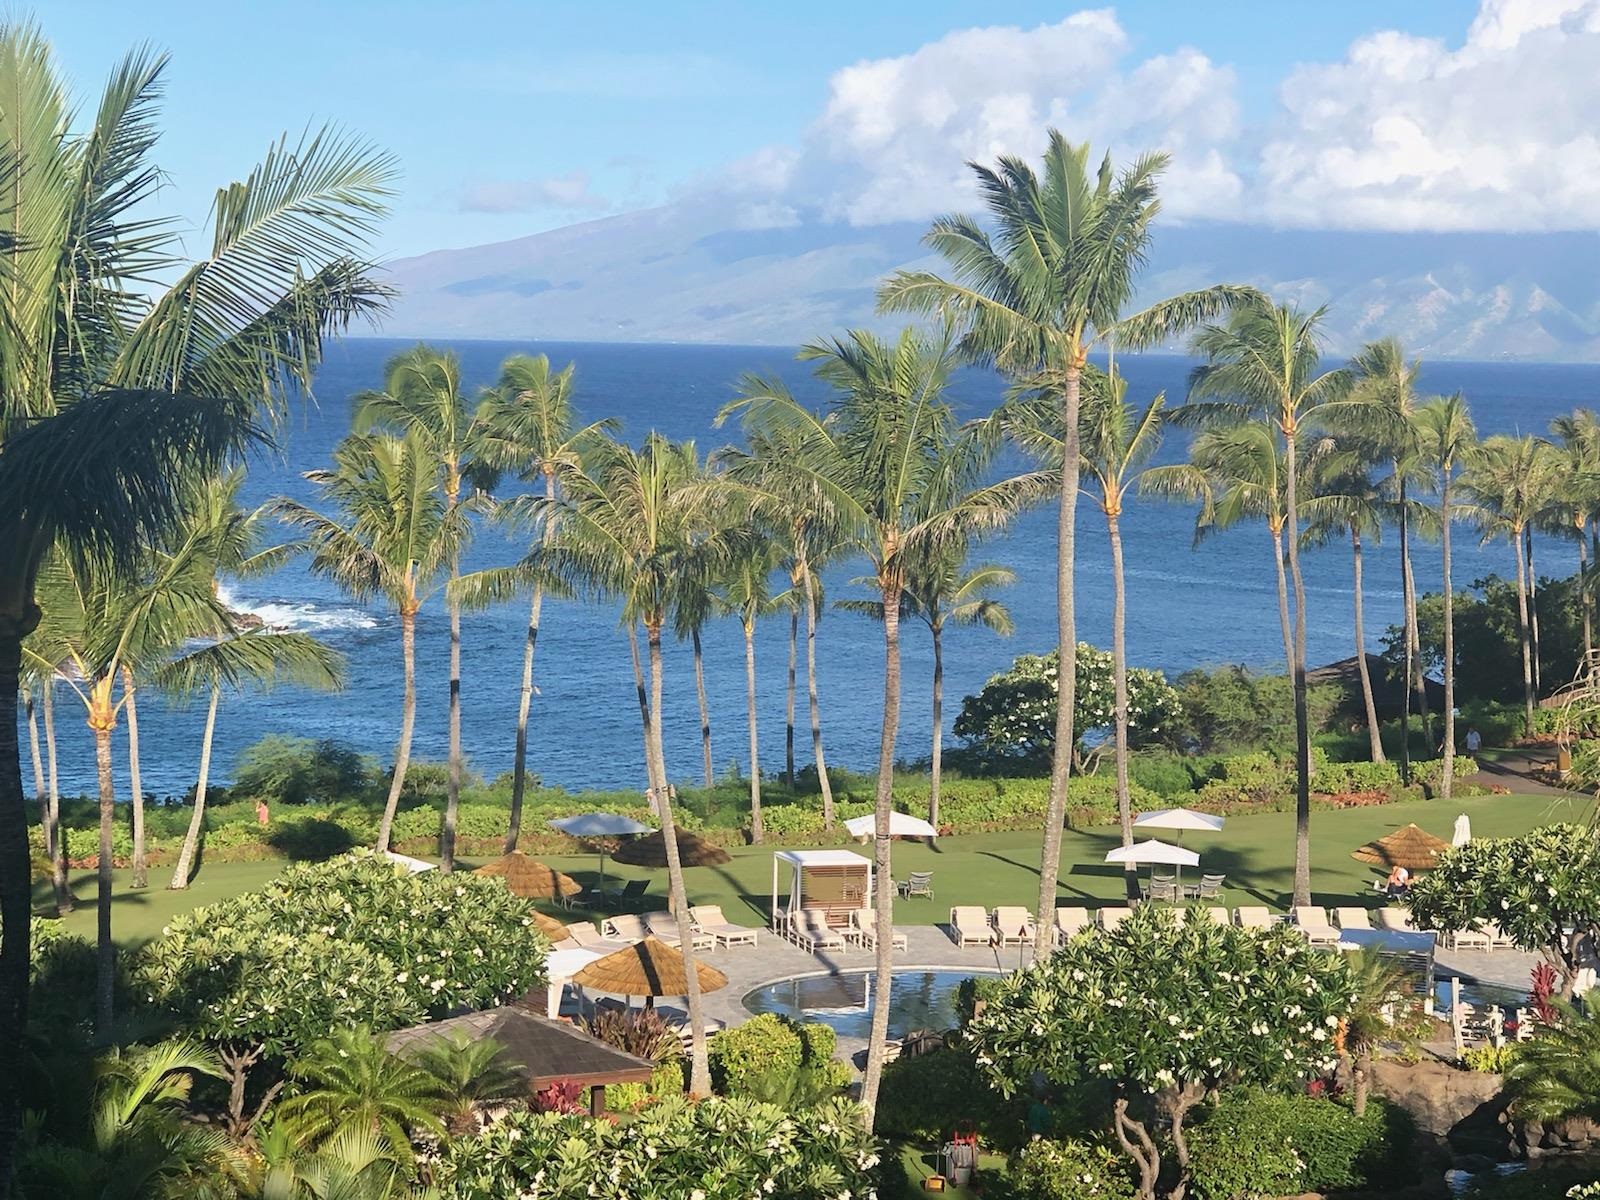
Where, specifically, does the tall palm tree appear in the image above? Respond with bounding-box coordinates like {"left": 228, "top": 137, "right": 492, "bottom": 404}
{"left": 356, "top": 347, "right": 495, "bottom": 874}
{"left": 18, "top": 668, "right": 68, "bottom": 915}
{"left": 1462, "top": 435, "right": 1560, "bottom": 736}
{"left": 1176, "top": 298, "right": 1351, "bottom": 906}
{"left": 0, "top": 25, "right": 391, "bottom": 1179}
{"left": 518, "top": 432, "right": 725, "bottom": 1096}
{"left": 274, "top": 433, "right": 465, "bottom": 853}
{"left": 671, "top": 548, "right": 718, "bottom": 789}
{"left": 716, "top": 534, "right": 792, "bottom": 843}
{"left": 1413, "top": 395, "right": 1477, "bottom": 799}
{"left": 1550, "top": 410, "right": 1600, "bottom": 663}
{"left": 1005, "top": 365, "right": 1162, "bottom": 877}
{"left": 473, "top": 355, "right": 613, "bottom": 851}
{"left": 726, "top": 328, "right": 1035, "bottom": 1130}
{"left": 878, "top": 133, "right": 1254, "bottom": 954}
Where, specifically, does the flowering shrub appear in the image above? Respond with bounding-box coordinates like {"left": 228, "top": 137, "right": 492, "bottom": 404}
{"left": 533, "top": 1079, "right": 585, "bottom": 1114}
{"left": 966, "top": 906, "right": 1357, "bottom": 1200}
{"left": 1408, "top": 824, "right": 1600, "bottom": 998}
{"left": 436, "top": 1097, "right": 880, "bottom": 1200}
{"left": 1007, "top": 1138, "right": 1138, "bottom": 1200}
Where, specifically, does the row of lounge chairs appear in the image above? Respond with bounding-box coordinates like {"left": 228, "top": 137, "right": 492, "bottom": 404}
{"left": 949, "top": 906, "right": 1037, "bottom": 947}
{"left": 781, "top": 908, "right": 908, "bottom": 954}
{"left": 562, "top": 906, "right": 764, "bottom": 954}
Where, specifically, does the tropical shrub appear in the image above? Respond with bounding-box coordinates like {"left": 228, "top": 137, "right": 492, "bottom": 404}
{"left": 1408, "top": 824, "right": 1600, "bottom": 998}
{"left": 1170, "top": 666, "right": 1340, "bottom": 754}
{"left": 874, "top": 1047, "right": 1028, "bottom": 1149}
{"left": 1463, "top": 1043, "right": 1521, "bottom": 1073}
{"left": 956, "top": 975, "right": 1007, "bottom": 1027}
{"left": 1006, "top": 1138, "right": 1138, "bottom": 1200}
{"left": 587, "top": 1008, "right": 678, "bottom": 1062}
{"left": 966, "top": 906, "right": 1358, "bottom": 1200}
{"left": 1186, "top": 1090, "right": 1414, "bottom": 1200}
{"left": 231, "top": 734, "right": 376, "bottom": 806}
{"left": 707, "top": 1012, "right": 837, "bottom": 1097}
{"left": 1411, "top": 755, "right": 1479, "bottom": 796}
{"left": 1505, "top": 1001, "right": 1600, "bottom": 1123}
{"left": 436, "top": 1096, "right": 880, "bottom": 1200}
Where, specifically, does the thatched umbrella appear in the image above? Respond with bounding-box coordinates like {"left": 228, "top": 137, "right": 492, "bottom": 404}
{"left": 611, "top": 828, "right": 731, "bottom": 869}
{"left": 570, "top": 936, "right": 729, "bottom": 1005}
{"left": 474, "top": 850, "right": 582, "bottom": 900}
{"left": 1350, "top": 823, "right": 1453, "bottom": 872}
{"left": 531, "top": 909, "right": 571, "bottom": 942}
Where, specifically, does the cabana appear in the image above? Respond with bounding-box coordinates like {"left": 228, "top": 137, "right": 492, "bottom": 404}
{"left": 543, "top": 945, "right": 603, "bottom": 1017}
{"left": 771, "top": 849, "right": 872, "bottom": 934}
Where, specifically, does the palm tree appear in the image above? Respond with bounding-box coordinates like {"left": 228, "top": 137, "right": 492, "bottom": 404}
{"left": 1176, "top": 298, "right": 1350, "bottom": 906}
{"left": 1338, "top": 947, "right": 1417, "bottom": 1117}
{"left": 518, "top": 432, "right": 725, "bottom": 1097}
{"left": 251, "top": 1123, "right": 405, "bottom": 1200}
{"left": 473, "top": 354, "right": 614, "bottom": 851}
{"left": 1506, "top": 1002, "right": 1600, "bottom": 1124}
{"left": 726, "top": 328, "right": 1034, "bottom": 1130}
{"left": 1551, "top": 410, "right": 1600, "bottom": 663}
{"left": 406, "top": 1030, "right": 524, "bottom": 1137}
{"left": 1005, "top": 365, "right": 1161, "bottom": 874}
{"left": 878, "top": 133, "right": 1254, "bottom": 955}
{"left": 356, "top": 347, "right": 495, "bottom": 874}
{"left": 1413, "top": 395, "right": 1477, "bottom": 799}
{"left": 1462, "top": 435, "right": 1560, "bottom": 736}
{"left": 274, "top": 433, "right": 466, "bottom": 853}
{"left": 716, "top": 534, "right": 793, "bottom": 844}
{"left": 18, "top": 669, "right": 68, "bottom": 915}
{"left": 671, "top": 548, "right": 718, "bottom": 789}
{"left": 0, "top": 25, "right": 392, "bottom": 1177}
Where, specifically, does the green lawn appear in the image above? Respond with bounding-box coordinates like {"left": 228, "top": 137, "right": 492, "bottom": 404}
{"left": 35, "top": 789, "right": 1592, "bottom": 947}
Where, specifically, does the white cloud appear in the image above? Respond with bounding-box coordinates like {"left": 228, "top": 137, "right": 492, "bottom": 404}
{"left": 1258, "top": 0, "right": 1600, "bottom": 230}
{"left": 460, "top": 170, "right": 612, "bottom": 215}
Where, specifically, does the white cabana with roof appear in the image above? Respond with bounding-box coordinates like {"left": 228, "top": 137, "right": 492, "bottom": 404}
{"left": 543, "top": 945, "right": 605, "bottom": 1018}
{"left": 771, "top": 849, "right": 873, "bottom": 932}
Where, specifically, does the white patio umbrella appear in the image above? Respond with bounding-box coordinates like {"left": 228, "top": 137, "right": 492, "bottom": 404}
{"left": 1133, "top": 807, "right": 1225, "bottom": 841}
{"left": 549, "top": 813, "right": 653, "bottom": 894}
{"left": 844, "top": 811, "right": 938, "bottom": 839}
{"left": 1106, "top": 838, "right": 1201, "bottom": 897}
{"left": 1452, "top": 813, "right": 1471, "bottom": 848}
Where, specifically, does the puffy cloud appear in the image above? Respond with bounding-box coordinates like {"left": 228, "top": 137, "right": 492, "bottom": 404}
{"left": 460, "top": 170, "right": 611, "bottom": 215}
{"left": 1258, "top": 0, "right": 1600, "bottom": 230}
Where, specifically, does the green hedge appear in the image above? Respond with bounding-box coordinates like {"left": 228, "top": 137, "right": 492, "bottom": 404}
{"left": 874, "top": 1047, "right": 1028, "bottom": 1150}
{"left": 1003, "top": 1138, "right": 1138, "bottom": 1200}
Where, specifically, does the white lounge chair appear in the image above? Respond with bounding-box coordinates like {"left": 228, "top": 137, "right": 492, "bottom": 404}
{"left": 1334, "top": 907, "right": 1374, "bottom": 932}
{"left": 600, "top": 914, "right": 650, "bottom": 942}
{"left": 1235, "top": 906, "right": 1273, "bottom": 930}
{"left": 793, "top": 911, "right": 847, "bottom": 954}
{"left": 850, "top": 909, "right": 907, "bottom": 952}
{"left": 1375, "top": 907, "right": 1414, "bottom": 933}
{"left": 641, "top": 911, "right": 716, "bottom": 953}
{"left": 689, "top": 905, "right": 759, "bottom": 949}
{"left": 1097, "top": 907, "right": 1134, "bottom": 932}
{"left": 1293, "top": 906, "right": 1340, "bottom": 948}
{"left": 1484, "top": 921, "right": 1517, "bottom": 952}
{"left": 564, "top": 922, "right": 633, "bottom": 953}
{"left": 950, "top": 906, "right": 996, "bottom": 947}
{"left": 1451, "top": 925, "right": 1492, "bottom": 952}
{"left": 992, "top": 906, "right": 1035, "bottom": 947}
{"left": 1054, "top": 906, "right": 1091, "bottom": 944}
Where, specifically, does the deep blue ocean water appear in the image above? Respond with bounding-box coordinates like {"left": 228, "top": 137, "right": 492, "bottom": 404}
{"left": 38, "top": 339, "right": 1600, "bottom": 797}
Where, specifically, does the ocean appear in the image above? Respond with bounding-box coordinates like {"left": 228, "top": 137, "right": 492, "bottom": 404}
{"left": 37, "top": 339, "right": 1600, "bottom": 798}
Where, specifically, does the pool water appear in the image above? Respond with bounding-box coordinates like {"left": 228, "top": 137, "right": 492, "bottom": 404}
{"left": 1433, "top": 978, "right": 1530, "bottom": 1013}
{"left": 743, "top": 969, "right": 997, "bottom": 1041}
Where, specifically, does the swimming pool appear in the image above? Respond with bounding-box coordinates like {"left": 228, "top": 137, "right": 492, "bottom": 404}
{"left": 742, "top": 969, "right": 998, "bottom": 1041}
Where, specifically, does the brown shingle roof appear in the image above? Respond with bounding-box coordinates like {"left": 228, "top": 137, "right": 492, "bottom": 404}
{"left": 385, "top": 1006, "right": 655, "bottom": 1089}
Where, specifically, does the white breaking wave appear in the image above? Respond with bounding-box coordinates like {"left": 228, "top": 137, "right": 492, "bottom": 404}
{"left": 218, "top": 584, "right": 377, "bottom": 633}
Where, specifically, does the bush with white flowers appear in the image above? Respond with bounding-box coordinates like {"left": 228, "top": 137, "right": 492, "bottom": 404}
{"left": 1408, "top": 823, "right": 1600, "bottom": 999}
{"left": 436, "top": 1096, "right": 880, "bottom": 1200}
{"left": 965, "top": 907, "right": 1357, "bottom": 1200}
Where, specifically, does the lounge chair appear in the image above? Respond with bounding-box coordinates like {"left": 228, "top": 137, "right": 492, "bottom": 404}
{"left": 1142, "top": 878, "right": 1179, "bottom": 903}
{"left": 1484, "top": 921, "right": 1517, "bottom": 951}
{"left": 1186, "top": 873, "right": 1227, "bottom": 901}
{"left": 1293, "top": 906, "right": 1340, "bottom": 948}
{"left": 1334, "top": 907, "right": 1374, "bottom": 932}
{"left": 897, "top": 871, "right": 934, "bottom": 899}
{"left": 1375, "top": 907, "right": 1415, "bottom": 933}
{"left": 657, "top": 1006, "right": 727, "bottom": 1042}
{"left": 1054, "top": 906, "right": 1091, "bottom": 944}
{"left": 992, "top": 907, "right": 1035, "bottom": 946}
{"left": 689, "top": 905, "right": 759, "bottom": 949}
{"left": 607, "top": 878, "right": 650, "bottom": 903}
{"left": 642, "top": 911, "right": 715, "bottom": 953}
{"left": 1235, "top": 906, "right": 1273, "bottom": 930}
{"left": 1184, "top": 906, "right": 1229, "bottom": 925}
{"left": 564, "top": 922, "right": 633, "bottom": 953}
{"left": 949, "top": 906, "right": 996, "bottom": 948}
{"left": 850, "top": 909, "right": 908, "bottom": 952}
{"left": 1451, "top": 925, "right": 1492, "bottom": 952}
{"left": 792, "top": 911, "right": 847, "bottom": 954}
{"left": 1097, "top": 907, "right": 1134, "bottom": 932}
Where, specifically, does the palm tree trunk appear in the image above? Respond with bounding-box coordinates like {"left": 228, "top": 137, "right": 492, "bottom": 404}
{"left": 645, "top": 623, "right": 711, "bottom": 1097}
{"left": 170, "top": 682, "right": 221, "bottom": 889}
{"left": 1283, "top": 426, "right": 1312, "bottom": 909}
{"left": 744, "top": 620, "right": 764, "bottom": 844}
{"left": 628, "top": 624, "right": 663, "bottom": 804}
{"left": 1513, "top": 524, "right": 1536, "bottom": 736}
{"left": 443, "top": 583, "right": 462, "bottom": 874}
{"left": 24, "top": 690, "right": 42, "bottom": 842}
{"left": 507, "top": 473, "right": 557, "bottom": 854}
{"left": 802, "top": 561, "right": 835, "bottom": 828}
{"left": 1108, "top": 510, "right": 1136, "bottom": 898}
{"left": 785, "top": 606, "right": 798, "bottom": 786}
{"left": 375, "top": 607, "right": 418, "bottom": 852}
{"left": 1526, "top": 528, "right": 1542, "bottom": 695}
{"left": 860, "top": 578, "right": 903, "bottom": 1130}
{"left": 692, "top": 628, "right": 713, "bottom": 788}
{"left": 1034, "top": 358, "right": 1082, "bottom": 959}
{"left": 1577, "top": 521, "right": 1593, "bottom": 665}
{"left": 93, "top": 716, "right": 116, "bottom": 1039}
{"left": 42, "top": 679, "right": 69, "bottom": 915}
{"left": 1271, "top": 526, "right": 1294, "bottom": 674}
{"left": 121, "top": 667, "right": 147, "bottom": 889}
{"left": 930, "top": 621, "right": 944, "bottom": 830}
{"left": 1398, "top": 485, "right": 1414, "bottom": 784}
{"left": 1441, "top": 477, "right": 1456, "bottom": 800}
{"left": 1350, "top": 526, "right": 1385, "bottom": 763}
{"left": 1406, "top": 552, "right": 1433, "bottom": 748}
{"left": 0, "top": 626, "right": 34, "bottom": 1187}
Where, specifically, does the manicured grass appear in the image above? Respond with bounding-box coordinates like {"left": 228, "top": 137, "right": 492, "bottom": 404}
{"left": 34, "top": 790, "right": 1592, "bottom": 947}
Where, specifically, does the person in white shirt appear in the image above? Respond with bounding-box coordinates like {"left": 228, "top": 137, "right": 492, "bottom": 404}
{"left": 1465, "top": 727, "right": 1482, "bottom": 754}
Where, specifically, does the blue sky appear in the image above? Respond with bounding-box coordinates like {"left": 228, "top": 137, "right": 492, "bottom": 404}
{"left": 48, "top": 1, "right": 1564, "bottom": 257}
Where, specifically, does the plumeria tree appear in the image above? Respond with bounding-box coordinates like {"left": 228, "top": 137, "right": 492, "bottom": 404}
{"left": 954, "top": 644, "right": 1181, "bottom": 772}
{"left": 966, "top": 907, "right": 1357, "bottom": 1200}
{"left": 1408, "top": 824, "right": 1600, "bottom": 999}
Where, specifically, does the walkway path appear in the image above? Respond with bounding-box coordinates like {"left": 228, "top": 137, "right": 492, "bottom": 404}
{"left": 1461, "top": 747, "right": 1587, "bottom": 799}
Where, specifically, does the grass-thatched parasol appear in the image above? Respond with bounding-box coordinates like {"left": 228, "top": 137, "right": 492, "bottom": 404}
{"left": 611, "top": 828, "right": 731, "bottom": 869}
{"left": 531, "top": 909, "right": 571, "bottom": 942}
{"left": 1350, "top": 823, "right": 1453, "bottom": 872}
{"left": 474, "top": 850, "right": 582, "bottom": 900}
{"left": 570, "top": 936, "right": 729, "bottom": 999}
